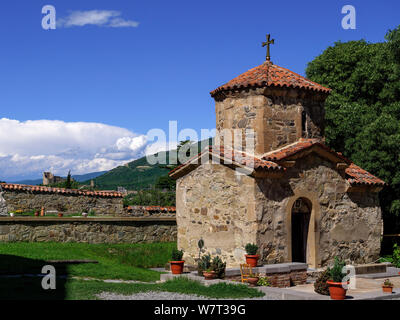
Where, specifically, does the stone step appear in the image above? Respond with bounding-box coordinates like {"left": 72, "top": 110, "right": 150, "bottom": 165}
{"left": 354, "top": 263, "right": 388, "bottom": 275}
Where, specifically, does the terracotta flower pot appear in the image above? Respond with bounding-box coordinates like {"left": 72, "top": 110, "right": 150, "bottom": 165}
{"left": 58, "top": 213, "right": 63, "bottom": 217}
{"left": 170, "top": 261, "right": 185, "bottom": 274}
{"left": 382, "top": 285, "right": 393, "bottom": 293}
{"left": 245, "top": 254, "right": 260, "bottom": 268}
{"left": 327, "top": 281, "right": 348, "bottom": 300}
{"left": 247, "top": 277, "right": 259, "bottom": 287}
{"left": 34, "top": 212, "right": 39, "bottom": 217}
{"left": 203, "top": 271, "right": 217, "bottom": 280}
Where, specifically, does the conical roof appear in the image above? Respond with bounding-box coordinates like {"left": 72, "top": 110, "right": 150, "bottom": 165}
{"left": 210, "top": 61, "right": 331, "bottom": 97}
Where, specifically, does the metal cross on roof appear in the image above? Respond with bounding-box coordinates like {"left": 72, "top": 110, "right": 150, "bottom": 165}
{"left": 262, "top": 34, "right": 275, "bottom": 61}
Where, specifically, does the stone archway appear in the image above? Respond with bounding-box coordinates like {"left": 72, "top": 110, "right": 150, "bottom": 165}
{"left": 285, "top": 191, "right": 321, "bottom": 268}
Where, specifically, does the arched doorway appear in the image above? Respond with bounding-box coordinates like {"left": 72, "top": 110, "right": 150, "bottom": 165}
{"left": 291, "top": 197, "right": 311, "bottom": 263}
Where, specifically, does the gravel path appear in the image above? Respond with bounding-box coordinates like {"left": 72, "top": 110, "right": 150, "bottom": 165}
{"left": 97, "top": 291, "right": 212, "bottom": 300}
{"left": 96, "top": 291, "right": 273, "bottom": 300}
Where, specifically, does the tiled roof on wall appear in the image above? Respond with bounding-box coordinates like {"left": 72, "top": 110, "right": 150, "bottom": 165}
{"left": 210, "top": 61, "right": 331, "bottom": 97}
{"left": 169, "top": 145, "right": 285, "bottom": 179}
{"left": 0, "top": 183, "right": 124, "bottom": 198}
{"left": 262, "top": 139, "right": 385, "bottom": 187}
{"left": 345, "top": 164, "right": 386, "bottom": 186}
{"left": 262, "top": 138, "right": 349, "bottom": 163}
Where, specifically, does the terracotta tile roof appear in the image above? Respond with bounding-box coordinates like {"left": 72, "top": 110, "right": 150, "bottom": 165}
{"left": 345, "top": 164, "right": 386, "bottom": 186}
{"left": 210, "top": 146, "right": 284, "bottom": 171}
{"left": 169, "top": 146, "right": 284, "bottom": 178}
{"left": 0, "top": 183, "right": 124, "bottom": 198}
{"left": 210, "top": 61, "right": 331, "bottom": 97}
{"left": 262, "top": 138, "right": 349, "bottom": 163}
{"left": 262, "top": 139, "right": 385, "bottom": 187}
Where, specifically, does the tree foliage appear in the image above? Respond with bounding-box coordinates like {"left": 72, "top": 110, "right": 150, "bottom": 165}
{"left": 306, "top": 26, "right": 400, "bottom": 235}
{"left": 123, "top": 189, "right": 176, "bottom": 207}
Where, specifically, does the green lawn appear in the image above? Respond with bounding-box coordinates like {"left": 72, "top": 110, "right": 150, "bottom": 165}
{"left": 0, "top": 242, "right": 264, "bottom": 300}
{"left": 0, "top": 242, "right": 176, "bottom": 282}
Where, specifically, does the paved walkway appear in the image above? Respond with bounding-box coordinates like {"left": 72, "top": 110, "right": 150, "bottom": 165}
{"left": 276, "top": 275, "right": 400, "bottom": 300}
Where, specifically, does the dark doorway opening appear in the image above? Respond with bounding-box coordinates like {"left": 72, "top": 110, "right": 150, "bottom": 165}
{"left": 291, "top": 198, "right": 311, "bottom": 263}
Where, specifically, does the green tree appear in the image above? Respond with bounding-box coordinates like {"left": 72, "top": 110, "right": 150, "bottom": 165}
{"left": 155, "top": 140, "right": 195, "bottom": 191}
{"left": 306, "top": 26, "right": 400, "bottom": 237}
{"left": 65, "top": 170, "right": 72, "bottom": 189}
{"left": 123, "top": 189, "right": 176, "bottom": 207}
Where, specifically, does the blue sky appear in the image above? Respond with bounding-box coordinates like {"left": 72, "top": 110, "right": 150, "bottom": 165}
{"left": 0, "top": 0, "right": 399, "bottom": 180}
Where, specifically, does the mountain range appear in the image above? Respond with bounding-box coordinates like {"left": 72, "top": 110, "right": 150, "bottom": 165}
{"left": 10, "top": 139, "right": 212, "bottom": 190}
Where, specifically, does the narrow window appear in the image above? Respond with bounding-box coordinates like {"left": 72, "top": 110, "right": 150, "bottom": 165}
{"left": 301, "top": 111, "right": 307, "bottom": 136}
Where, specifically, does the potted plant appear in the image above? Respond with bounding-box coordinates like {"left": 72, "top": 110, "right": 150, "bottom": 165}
{"left": 247, "top": 272, "right": 259, "bottom": 287}
{"left": 9, "top": 212, "right": 15, "bottom": 217}
{"left": 197, "top": 253, "right": 211, "bottom": 276}
{"left": 245, "top": 243, "right": 259, "bottom": 267}
{"left": 198, "top": 254, "right": 226, "bottom": 280}
{"left": 58, "top": 213, "right": 64, "bottom": 217}
{"left": 203, "top": 268, "right": 217, "bottom": 280}
{"left": 326, "top": 257, "right": 348, "bottom": 300}
{"left": 34, "top": 211, "right": 39, "bottom": 217}
{"left": 211, "top": 256, "right": 226, "bottom": 279}
{"left": 382, "top": 279, "right": 394, "bottom": 293}
{"left": 169, "top": 248, "right": 185, "bottom": 274}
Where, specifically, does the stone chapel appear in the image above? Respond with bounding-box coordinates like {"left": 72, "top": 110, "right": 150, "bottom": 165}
{"left": 169, "top": 40, "right": 385, "bottom": 269}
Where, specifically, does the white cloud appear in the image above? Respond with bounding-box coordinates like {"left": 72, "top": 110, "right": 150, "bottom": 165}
{"left": 57, "top": 10, "right": 139, "bottom": 28}
{"left": 0, "top": 118, "right": 150, "bottom": 180}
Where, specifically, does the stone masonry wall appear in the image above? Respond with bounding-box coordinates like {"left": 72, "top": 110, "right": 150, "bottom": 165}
{"left": 3, "top": 190, "right": 123, "bottom": 215}
{"left": 176, "top": 162, "right": 258, "bottom": 267}
{"left": 0, "top": 219, "right": 176, "bottom": 244}
{"left": 255, "top": 153, "right": 382, "bottom": 267}
{"left": 215, "top": 87, "right": 326, "bottom": 156}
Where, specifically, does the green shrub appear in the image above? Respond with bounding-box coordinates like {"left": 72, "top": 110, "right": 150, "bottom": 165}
{"left": 314, "top": 270, "right": 330, "bottom": 295}
{"left": 245, "top": 243, "right": 258, "bottom": 255}
{"left": 211, "top": 256, "right": 226, "bottom": 279}
{"left": 328, "top": 257, "right": 346, "bottom": 283}
{"left": 393, "top": 244, "right": 400, "bottom": 268}
{"left": 123, "top": 189, "right": 176, "bottom": 207}
{"left": 257, "top": 276, "right": 270, "bottom": 287}
{"left": 171, "top": 249, "right": 184, "bottom": 261}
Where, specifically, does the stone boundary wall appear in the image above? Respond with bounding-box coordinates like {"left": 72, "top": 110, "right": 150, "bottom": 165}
{"left": 224, "top": 263, "right": 308, "bottom": 288}
{"left": 0, "top": 217, "right": 177, "bottom": 244}
{"left": 1, "top": 183, "right": 124, "bottom": 215}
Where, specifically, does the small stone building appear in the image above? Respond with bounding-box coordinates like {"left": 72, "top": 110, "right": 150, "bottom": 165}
{"left": 170, "top": 60, "right": 385, "bottom": 269}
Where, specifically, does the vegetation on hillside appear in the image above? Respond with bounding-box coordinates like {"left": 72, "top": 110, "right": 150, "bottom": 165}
{"left": 88, "top": 138, "right": 212, "bottom": 192}
{"left": 306, "top": 26, "right": 400, "bottom": 241}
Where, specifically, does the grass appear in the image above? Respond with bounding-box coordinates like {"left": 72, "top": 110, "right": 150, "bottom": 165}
{"left": 68, "top": 277, "right": 264, "bottom": 300}
{"left": 0, "top": 242, "right": 265, "bottom": 300}
{"left": 0, "top": 242, "right": 176, "bottom": 282}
